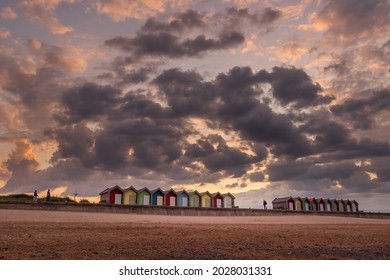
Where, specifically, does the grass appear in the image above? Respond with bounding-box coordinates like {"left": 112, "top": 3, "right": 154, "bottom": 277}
{"left": 0, "top": 194, "right": 76, "bottom": 203}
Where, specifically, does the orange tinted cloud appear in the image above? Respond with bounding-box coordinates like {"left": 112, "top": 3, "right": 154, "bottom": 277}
{"left": 94, "top": 0, "right": 190, "bottom": 21}
{"left": 0, "top": 27, "right": 11, "bottom": 39}
{"left": 21, "top": 0, "right": 75, "bottom": 35}
{"left": 0, "top": 6, "right": 17, "bottom": 19}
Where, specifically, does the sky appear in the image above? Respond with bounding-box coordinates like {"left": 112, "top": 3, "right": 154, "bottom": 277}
{"left": 0, "top": 0, "right": 389, "bottom": 211}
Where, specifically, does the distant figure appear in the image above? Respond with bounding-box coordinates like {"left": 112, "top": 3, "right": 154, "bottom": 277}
{"left": 33, "top": 190, "right": 38, "bottom": 202}
{"left": 46, "top": 189, "right": 51, "bottom": 201}
{"left": 263, "top": 200, "right": 267, "bottom": 210}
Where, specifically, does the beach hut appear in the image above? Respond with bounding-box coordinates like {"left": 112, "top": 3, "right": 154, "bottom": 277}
{"left": 272, "top": 197, "right": 295, "bottom": 210}
{"left": 137, "top": 187, "right": 151, "bottom": 206}
{"left": 211, "top": 192, "right": 224, "bottom": 208}
{"left": 99, "top": 185, "right": 123, "bottom": 205}
{"left": 123, "top": 186, "right": 137, "bottom": 205}
{"left": 301, "top": 197, "right": 310, "bottom": 211}
{"left": 222, "top": 193, "right": 235, "bottom": 208}
{"left": 200, "top": 191, "right": 212, "bottom": 208}
{"left": 337, "top": 200, "right": 345, "bottom": 212}
{"left": 316, "top": 198, "right": 325, "bottom": 211}
{"left": 345, "top": 200, "right": 353, "bottom": 212}
{"left": 351, "top": 200, "right": 359, "bottom": 212}
{"left": 309, "top": 198, "right": 318, "bottom": 211}
{"left": 189, "top": 191, "right": 201, "bottom": 207}
{"left": 331, "top": 199, "right": 339, "bottom": 212}
{"left": 177, "top": 190, "right": 190, "bottom": 207}
{"left": 164, "top": 189, "right": 177, "bottom": 207}
{"left": 351, "top": 200, "right": 358, "bottom": 212}
{"left": 151, "top": 188, "right": 164, "bottom": 206}
{"left": 324, "top": 199, "right": 332, "bottom": 211}
{"left": 293, "top": 197, "right": 302, "bottom": 211}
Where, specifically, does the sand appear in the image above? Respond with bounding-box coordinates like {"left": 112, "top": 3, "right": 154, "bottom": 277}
{"left": 1, "top": 209, "right": 390, "bottom": 260}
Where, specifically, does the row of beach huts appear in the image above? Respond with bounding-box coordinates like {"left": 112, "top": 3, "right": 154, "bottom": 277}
{"left": 272, "top": 196, "right": 360, "bottom": 212}
{"left": 99, "top": 185, "right": 236, "bottom": 208}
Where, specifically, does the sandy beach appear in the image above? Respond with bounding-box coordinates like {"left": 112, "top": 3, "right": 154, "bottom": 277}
{"left": 1, "top": 209, "right": 389, "bottom": 260}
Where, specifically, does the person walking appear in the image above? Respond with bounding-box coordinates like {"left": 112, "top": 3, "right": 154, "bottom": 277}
{"left": 46, "top": 189, "right": 51, "bottom": 201}
{"left": 263, "top": 199, "right": 267, "bottom": 210}
{"left": 33, "top": 190, "right": 38, "bottom": 202}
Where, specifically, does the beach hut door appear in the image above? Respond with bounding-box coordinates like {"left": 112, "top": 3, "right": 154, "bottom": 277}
{"left": 225, "top": 197, "right": 232, "bottom": 208}
{"left": 288, "top": 201, "right": 294, "bottom": 210}
{"left": 182, "top": 196, "right": 188, "bottom": 207}
{"left": 144, "top": 195, "right": 150, "bottom": 205}
{"left": 114, "top": 194, "right": 122, "bottom": 205}
{"left": 130, "top": 195, "right": 136, "bottom": 205}
{"left": 157, "top": 196, "right": 163, "bottom": 206}
{"left": 304, "top": 202, "right": 309, "bottom": 211}
{"left": 170, "top": 197, "right": 176, "bottom": 206}
{"left": 320, "top": 204, "right": 324, "bottom": 211}
{"left": 217, "top": 199, "right": 222, "bottom": 208}
{"left": 194, "top": 197, "right": 199, "bottom": 207}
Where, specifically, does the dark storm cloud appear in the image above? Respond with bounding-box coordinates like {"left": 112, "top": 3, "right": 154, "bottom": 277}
{"left": 223, "top": 7, "right": 282, "bottom": 27}
{"left": 267, "top": 159, "right": 358, "bottom": 182}
{"left": 330, "top": 89, "right": 390, "bottom": 129}
{"left": 153, "top": 66, "right": 331, "bottom": 158}
{"left": 105, "top": 30, "right": 244, "bottom": 59}
{"left": 248, "top": 172, "right": 265, "bottom": 182}
{"left": 141, "top": 9, "right": 205, "bottom": 33}
{"left": 184, "top": 134, "right": 264, "bottom": 177}
{"left": 58, "top": 82, "right": 121, "bottom": 124}
{"left": 104, "top": 7, "right": 284, "bottom": 63}
{"left": 153, "top": 68, "right": 217, "bottom": 117}
{"left": 266, "top": 66, "right": 333, "bottom": 108}
{"left": 50, "top": 124, "right": 95, "bottom": 167}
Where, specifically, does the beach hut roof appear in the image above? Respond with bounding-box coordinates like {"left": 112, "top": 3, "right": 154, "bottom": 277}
{"left": 150, "top": 188, "right": 164, "bottom": 194}
{"left": 272, "top": 196, "right": 292, "bottom": 203}
{"left": 199, "top": 191, "right": 211, "bottom": 196}
{"left": 163, "top": 189, "right": 177, "bottom": 195}
{"left": 123, "top": 186, "right": 137, "bottom": 192}
{"left": 188, "top": 190, "right": 201, "bottom": 196}
{"left": 222, "top": 192, "right": 235, "bottom": 199}
{"left": 176, "top": 190, "right": 190, "bottom": 196}
{"left": 211, "top": 192, "right": 223, "bottom": 197}
{"left": 137, "top": 187, "right": 151, "bottom": 194}
{"left": 99, "top": 185, "right": 123, "bottom": 195}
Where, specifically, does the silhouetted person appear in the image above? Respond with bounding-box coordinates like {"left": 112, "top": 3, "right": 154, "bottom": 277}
{"left": 33, "top": 190, "right": 38, "bottom": 202}
{"left": 263, "top": 200, "right": 267, "bottom": 210}
{"left": 46, "top": 189, "right": 51, "bottom": 201}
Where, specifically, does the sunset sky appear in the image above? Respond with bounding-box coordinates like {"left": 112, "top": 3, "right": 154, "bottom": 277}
{"left": 0, "top": 0, "right": 389, "bottom": 211}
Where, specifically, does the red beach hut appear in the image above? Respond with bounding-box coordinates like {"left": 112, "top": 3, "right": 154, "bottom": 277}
{"left": 164, "top": 189, "right": 177, "bottom": 207}
{"left": 211, "top": 192, "right": 224, "bottom": 208}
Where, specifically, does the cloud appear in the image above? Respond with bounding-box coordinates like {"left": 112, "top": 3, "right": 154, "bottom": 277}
{"left": 185, "top": 134, "right": 264, "bottom": 177}
{"left": 141, "top": 9, "right": 205, "bottom": 33}
{"left": 1, "top": 140, "right": 40, "bottom": 192}
{"left": 0, "top": 27, "right": 11, "bottom": 39}
{"left": 94, "top": 0, "right": 191, "bottom": 22}
{"left": 313, "top": 0, "right": 390, "bottom": 41}
{"left": 20, "top": 0, "right": 75, "bottom": 35}
{"left": 0, "top": 6, "right": 17, "bottom": 19}
{"left": 58, "top": 82, "right": 121, "bottom": 124}
{"left": 222, "top": 6, "right": 282, "bottom": 28}
{"left": 331, "top": 89, "right": 390, "bottom": 129}
{"left": 105, "top": 30, "right": 245, "bottom": 60}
